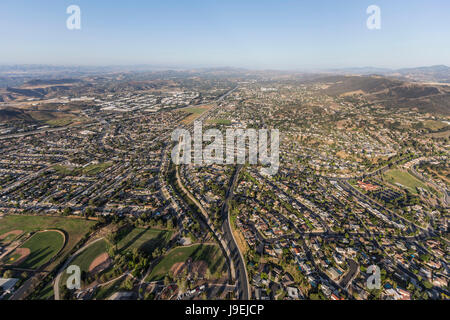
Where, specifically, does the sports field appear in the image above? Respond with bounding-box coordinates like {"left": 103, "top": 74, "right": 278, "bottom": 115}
{"left": 3, "top": 231, "right": 64, "bottom": 269}
{"left": 117, "top": 228, "right": 172, "bottom": 254}
{"left": 71, "top": 239, "right": 109, "bottom": 273}
{"left": 0, "top": 215, "right": 96, "bottom": 269}
{"left": 60, "top": 239, "right": 110, "bottom": 289}
{"left": 146, "top": 244, "right": 226, "bottom": 281}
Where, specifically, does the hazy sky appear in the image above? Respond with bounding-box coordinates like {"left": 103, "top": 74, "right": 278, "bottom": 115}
{"left": 1, "top": 0, "right": 449, "bottom": 69}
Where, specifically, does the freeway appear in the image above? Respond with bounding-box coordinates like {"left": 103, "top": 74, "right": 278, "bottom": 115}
{"left": 171, "top": 85, "right": 251, "bottom": 299}
{"left": 220, "top": 164, "right": 250, "bottom": 300}
{"left": 174, "top": 165, "right": 235, "bottom": 291}
{"left": 0, "top": 121, "right": 98, "bottom": 140}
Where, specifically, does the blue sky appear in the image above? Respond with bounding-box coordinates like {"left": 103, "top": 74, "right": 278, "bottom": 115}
{"left": 0, "top": 0, "right": 449, "bottom": 69}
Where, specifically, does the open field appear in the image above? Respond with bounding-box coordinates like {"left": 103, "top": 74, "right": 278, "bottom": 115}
{"left": 27, "top": 110, "right": 79, "bottom": 124}
{"left": 181, "top": 105, "right": 212, "bottom": 124}
{"left": 117, "top": 228, "right": 172, "bottom": 254}
{"left": 45, "top": 117, "right": 79, "bottom": 127}
{"left": 146, "top": 244, "right": 226, "bottom": 281}
{"left": 5, "top": 231, "right": 65, "bottom": 269}
{"left": 423, "top": 120, "right": 449, "bottom": 131}
{"left": 0, "top": 215, "right": 96, "bottom": 269}
{"left": 53, "top": 162, "right": 112, "bottom": 176}
{"left": 384, "top": 169, "right": 430, "bottom": 195}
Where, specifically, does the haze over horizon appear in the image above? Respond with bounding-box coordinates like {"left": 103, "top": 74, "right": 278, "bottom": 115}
{"left": 1, "top": 0, "right": 450, "bottom": 69}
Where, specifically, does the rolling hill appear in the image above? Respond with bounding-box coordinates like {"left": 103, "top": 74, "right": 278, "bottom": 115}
{"left": 0, "top": 108, "right": 35, "bottom": 122}
{"left": 316, "top": 75, "right": 450, "bottom": 115}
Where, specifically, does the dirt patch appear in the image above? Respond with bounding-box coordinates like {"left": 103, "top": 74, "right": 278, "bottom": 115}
{"left": 0, "top": 230, "right": 22, "bottom": 240}
{"left": 340, "top": 90, "right": 365, "bottom": 97}
{"left": 336, "top": 151, "right": 350, "bottom": 159}
{"left": 89, "top": 253, "right": 111, "bottom": 273}
{"left": 6, "top": 247, "right": 30, "bottom": 266}
{"left": 170, "top": 262, "right": 186, "bottom": 277}
{"left": 169, "top": 259, "right": 208, "bottom": 278}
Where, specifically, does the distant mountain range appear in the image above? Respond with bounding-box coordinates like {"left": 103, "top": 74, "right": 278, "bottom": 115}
{"left": 326, "top": 65, "right": 450, "bottom": 83}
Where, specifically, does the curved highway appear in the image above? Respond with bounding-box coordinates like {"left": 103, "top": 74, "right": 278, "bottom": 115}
{"left": 220, "top": 165, "right": 250, "bottom": 300}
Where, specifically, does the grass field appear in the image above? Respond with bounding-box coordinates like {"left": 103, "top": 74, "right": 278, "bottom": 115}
{"left": 181, "top": 105, "right": 212, "bottom": 124}
{"left": 384, "top": 169, "right": 430, "bottom": 195}
{"left": 53, "top": 162, "right": 112, "bottom": 177}
{"left": 9, "top": 231, "right": 64, "bottom": 269}
{"left": 117, "top": 228, "right": 172, "bottom": 254}
{"left": 60, "top": 239, "right": 109, "bottom": 289}
{"left": 207, "top": 119, "right": 232, "bottom": 125}
{"left": 0, "top": 215, "right": 96, "bottom": 269}
{"left": 73, "top": 239, "right": 109, "bottom": 271}
{"left": 146, "top": 244, "right": 225, "bottom": 281}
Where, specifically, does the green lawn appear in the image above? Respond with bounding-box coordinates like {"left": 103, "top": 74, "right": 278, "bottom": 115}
{"left": 384, "top": 169, "right": 430, "bottom": 195}
{"left": 146, "top": 244, "right": 225, "bottom": 281}
{"left": 83, "top": 163, "right": 113, "bottom": 175}
{"left": 207, "top": 119, "right": 232, "bottom": 125}
{"left": 117, "top": 228, "right": 172, "bottom": 254}
{"left": 53, "top": 162, "right": 112, "bottom": 177}
{"left": 71, "top": 239, "right": 109, "bottom": 272}
{"left": 60, "top": 239, "right": 109, "bottom": 289}
{"left": 10, "top": 231, "right": 64, "bottom": 269}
